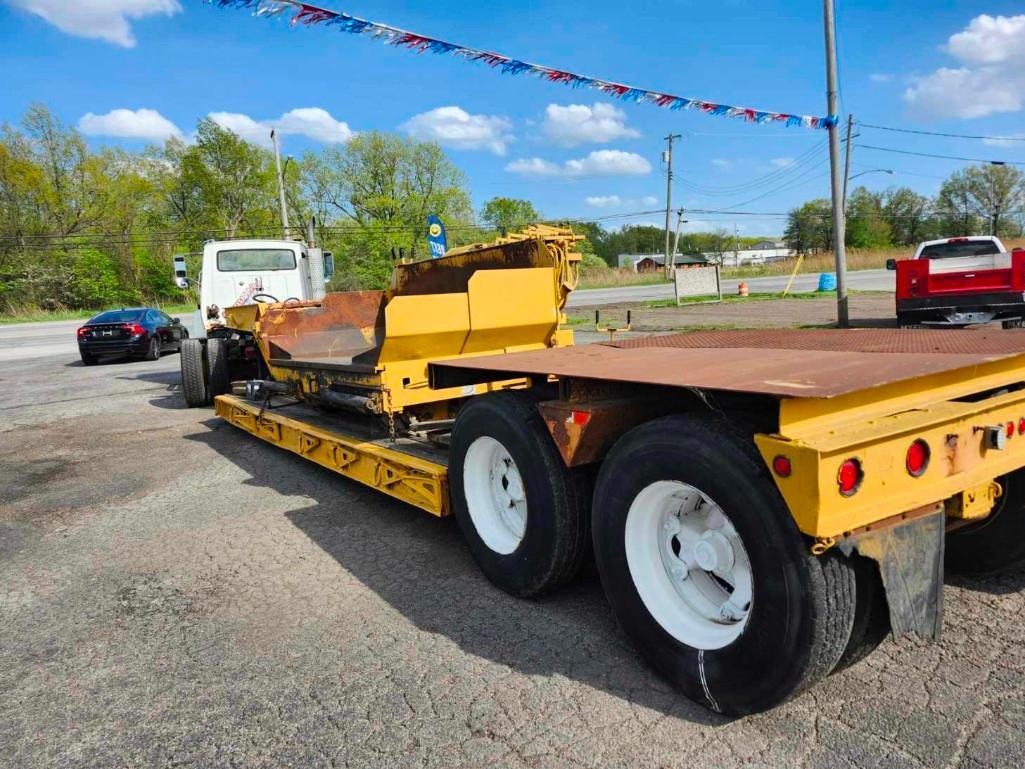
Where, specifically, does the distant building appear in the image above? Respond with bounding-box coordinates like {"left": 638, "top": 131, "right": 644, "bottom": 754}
{"left": 712, "top": 241, "right": 794, "bottom": 267}
{"left": 618, "top": 253, "right": 712, "bottom": 272}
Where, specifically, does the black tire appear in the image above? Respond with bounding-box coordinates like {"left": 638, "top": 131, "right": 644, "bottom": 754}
{"left": 832, "top": 555, "right": 890, "bottom": 674}
{"left": 591, "top": 414, "right": 856, "bottom": 716}
{"left": 180, "top": 338, "right": 209, "bottom": 408}
{"left": 144, "top": 336, "right": 161, "bottom": 361}
{"left": 177, "top": 329, "right": 189, "bottom": 351}
{"left": 449, "top": 391, "right": 591, "bottom": 598}
{"left": 205, "top": 338, "right": 231, "bottom": 398}
{"left": 947, "top": 468, "right": 1025, "bottom": 575}
{"left": 1002, "top": 320, "right": 1025, "bottom": 329}
{"left": 80, "top": 350, "right": 97, "bottom": 366}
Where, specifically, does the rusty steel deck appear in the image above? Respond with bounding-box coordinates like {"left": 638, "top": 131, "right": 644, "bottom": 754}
{"left": 429, "top": 329, "right": 1025, "bottom": 399}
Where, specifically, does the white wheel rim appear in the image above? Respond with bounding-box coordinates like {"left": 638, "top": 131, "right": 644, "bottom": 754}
{"left": 625, "top": 481, "right": 753, "bottom": 649}
{"left": 463, "top": 436, "right": 528, "bottom": 555}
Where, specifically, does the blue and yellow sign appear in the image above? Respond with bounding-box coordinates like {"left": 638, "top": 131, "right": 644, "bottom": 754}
{"left": 427, "top": 215, "right": 447, "bottom": 259}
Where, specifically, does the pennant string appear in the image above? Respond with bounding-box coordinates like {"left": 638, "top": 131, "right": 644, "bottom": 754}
{"left": 211, "top": 0, "right": 836, "bottom": 130}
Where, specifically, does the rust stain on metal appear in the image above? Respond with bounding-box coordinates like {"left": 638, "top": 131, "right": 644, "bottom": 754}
{"left": 431, "top": 341, "right": 1019, "bottom": 398}
{"left": 392, "top": 239, "right": 549, "bottom": 296}
{"left": 538, "top": 398, "right": 670, "bottom": 466}
{"left": 261, "top": 291, "right": 386, "bottom": 364}
{"left": 606, "top": 328, "right": 1025, "bottom": 355}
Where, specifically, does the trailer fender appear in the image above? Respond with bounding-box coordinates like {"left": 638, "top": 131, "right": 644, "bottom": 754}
{"left": 837, "top": 510, "right": 945, "bottom": 641}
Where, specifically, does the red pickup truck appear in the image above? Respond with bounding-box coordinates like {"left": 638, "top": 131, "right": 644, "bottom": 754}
{"left": 887, "top": 236, "right": 1025, "bottom": 328}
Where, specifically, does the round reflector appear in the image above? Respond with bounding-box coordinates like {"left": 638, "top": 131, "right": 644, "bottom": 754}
{"left": 837, "top": 459, "right": 862, "bottom": 496}
{"left": 1008, "top": 422, "right": 1016, "bottom": 439}
{"left": 1018, "top": 418, "right": 1025, "bottom": 436}
{"left": 772, "top": 455, "right": 792, "bottom": 477}
{"left": 906, "top": 440, "right": 929, "bottom": 477}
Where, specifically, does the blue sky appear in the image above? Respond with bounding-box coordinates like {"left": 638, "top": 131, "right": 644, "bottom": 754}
{"left": 3, "top": 0, "right": 1025, "bottom": 238}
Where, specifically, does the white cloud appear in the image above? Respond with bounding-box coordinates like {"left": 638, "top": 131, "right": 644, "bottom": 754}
{"left": 5, "top": 0, "right": 181, "bottom": 48}
{"left": 400, "top": 106, "right": 512, "bottom": 155}
{"left": 770, "top": 157, "right": 795, "bottom": 168}
{"left": 541, "top": 103, "right": 640, "bottom": 147}
{"left": 905, "top": 14, "right": 1025, "bottom": 119}
{"left": 946, "top": 14, "right": 1025, "bottom": 64}
{"left": 209, "top": 108, "right": 354, "bottom": 146}
{"left": 585, "top": 195, "right": 622, "bottom": 208}
{"left": 78, "top": 108, "right": 182, "bottom": 141}
{"left": 869, "top": 73, "right": 893, "bottom": 83}
{"left": 585, "top": 194, "right": 659, "bottom": 209}
{"left": 982, "top": 132, "right": 1025, "bottom": 147}
{"left": 507, "top": 150, "right": 651, "bottom": 178}
{"left": 711, "top": 158, "right": 733, "bottom": 169}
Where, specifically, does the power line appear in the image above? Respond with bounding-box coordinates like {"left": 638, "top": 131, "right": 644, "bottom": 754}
{"left": 859, "top": 144, "right": 1025, "bottom": 166}
{"left": 858, "top": 122, "right": 1025, "bottom": 142}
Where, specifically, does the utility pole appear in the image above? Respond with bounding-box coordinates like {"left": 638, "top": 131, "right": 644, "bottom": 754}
{"left": 271, "top": 129, "right": 290, "bottom": 240}
{"left": 663, "top": 133, "right": 682, "bottom": 280}
{"left": 841, "top": 113, "right": 855, "bottom": 208}
{"left": 823, "top": 0, "right": 848, "bottom": 327}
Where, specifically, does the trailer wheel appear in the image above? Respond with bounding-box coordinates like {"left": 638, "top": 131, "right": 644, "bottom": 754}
{"left": 591, "top": 414, "right": 856, "bottom": 716}
{"left": 180, "top": 338, "right": 209, "bottom": 408}
{"left": 449, "top": 391, "right": 591, "bottom": 597}
{"left": 947, "top": 468, "right": 1025, "bottom": 575}
{"left": 832, "top": 555, "right": 890, "bottom": 674}
{"left": 205, "top": 338, "right": 231, "bottom": 398}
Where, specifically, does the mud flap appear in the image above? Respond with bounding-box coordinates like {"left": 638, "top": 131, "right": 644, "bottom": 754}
{"left": 837, "top": 510, "right": 945, "bottom": 641}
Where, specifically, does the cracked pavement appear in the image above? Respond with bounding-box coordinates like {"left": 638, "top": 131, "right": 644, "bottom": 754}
{"left": 2, "top": 345, "right": 1024, "bottom": 768}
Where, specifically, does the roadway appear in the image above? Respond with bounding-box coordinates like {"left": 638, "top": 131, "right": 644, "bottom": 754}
{"left": 0, "top": 269, "right": 893, "bottom": 363}
{"left": 568, "top": 267, "right": 893, "bottom": 307}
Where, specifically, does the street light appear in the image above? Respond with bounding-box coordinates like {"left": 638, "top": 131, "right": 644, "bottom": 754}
{"left": 844, "top": 169, "right": 894, "bottom": 207}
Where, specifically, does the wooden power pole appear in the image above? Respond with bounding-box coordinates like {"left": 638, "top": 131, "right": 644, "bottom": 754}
{"left": 823, "top": 0, "right": 848, "bottom": 327}
{"left": 663, "top": 133, "right": 682, "bottom": 279}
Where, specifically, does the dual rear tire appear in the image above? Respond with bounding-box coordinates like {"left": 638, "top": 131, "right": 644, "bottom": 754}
{"left": 180, "top": 338, "right": 232, "bottom": 407}
{"left": 450, "top": 399, "right": 885, "bottom": 715}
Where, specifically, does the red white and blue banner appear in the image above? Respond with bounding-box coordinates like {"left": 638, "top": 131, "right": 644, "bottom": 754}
{"left": 210, "top": 1, "right": 836, "bottom": 131}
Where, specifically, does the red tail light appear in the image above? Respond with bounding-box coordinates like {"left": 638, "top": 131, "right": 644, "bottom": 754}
{"left": 123, "top": 323, "right": 145, "bottom": 335}
{"left": 1018, "top": 418, "right": 1025, "bottom": 436}
{"left": 1008, "top": 422, "right": 1016, "bottom": 439}
{"left": 838, "top": 458, "right": 862, "bottom": 496}
{"left": 76, "top": 327, "right": 88, "bottom": 337}
{"left": 906, "top": 440, "right": 930, "bottom": 477}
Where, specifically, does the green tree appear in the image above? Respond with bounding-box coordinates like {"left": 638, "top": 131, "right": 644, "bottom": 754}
{"left": 845, "top": 187, "right": 892, "bottom": 249}
{"left": 963, "top": 164, "right": 1024, "bottom": 236}
{"left": 883, "top": 187, "right": 935, "bottom": 246}
{"left": 936, "top": 169, "right": 983, "bottom": 236}
{"left": 479, "top": 197, "right": 541, "bottom": 233}
{"left": 783, "top": 199, "right": 832, "bottom": 254}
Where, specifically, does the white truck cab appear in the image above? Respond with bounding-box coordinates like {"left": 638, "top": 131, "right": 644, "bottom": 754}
{"left": 174, "top": 238, "right": 334, "bottom": 336}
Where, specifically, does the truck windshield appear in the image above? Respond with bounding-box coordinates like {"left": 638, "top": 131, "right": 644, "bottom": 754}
{"left": 217, "top": 249, "right": 297, "bottom": 272}
{"left": 919, "top": 241, "right": 1001, "bottom": 259}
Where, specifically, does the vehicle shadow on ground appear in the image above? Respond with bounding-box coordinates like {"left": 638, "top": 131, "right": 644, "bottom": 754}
{"left": 183, "top": 418, "right": 727, "bottom": 726}
{"left": 121, "top": 369, "right": 189, "bottom": 409}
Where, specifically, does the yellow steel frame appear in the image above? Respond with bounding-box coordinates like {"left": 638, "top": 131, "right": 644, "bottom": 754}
{"left": 756, "top": 355, "right": 1025, "bottom": 539}
{"left": 215, "top": 394, "right": 449, "bottom": 516}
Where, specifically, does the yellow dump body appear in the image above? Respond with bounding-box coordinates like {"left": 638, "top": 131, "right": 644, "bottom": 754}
{"left": 223, "top": 226, "right": 582, "bottom": 419}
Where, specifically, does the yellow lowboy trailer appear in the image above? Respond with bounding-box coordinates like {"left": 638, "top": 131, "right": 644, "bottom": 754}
{"left": 187, "top": 231, "right": 1025, "bottom": 717}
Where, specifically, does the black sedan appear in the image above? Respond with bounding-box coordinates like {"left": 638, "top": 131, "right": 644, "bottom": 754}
{"left": 76, "top": 308, "right": 188, "bottom": 365}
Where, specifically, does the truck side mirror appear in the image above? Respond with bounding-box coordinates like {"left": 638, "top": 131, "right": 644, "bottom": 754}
{"left": 173, "top": 254, "right": 190, "bottom": 288}
{"left": 885, "top": 259, "right": 897, "bottom": 271}
{"left": 323, "top": 251, "right": 335, "bottom": 281}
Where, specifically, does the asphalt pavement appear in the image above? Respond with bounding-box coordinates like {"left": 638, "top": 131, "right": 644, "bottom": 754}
{"left": 0, "top": 270, "right": 894, "bottom": 362}
{"left": 568, "top": 268, "right": 893, "bottom": 307}
{"left": 2, "top": 300, "right": 1024, "bottom": 768}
